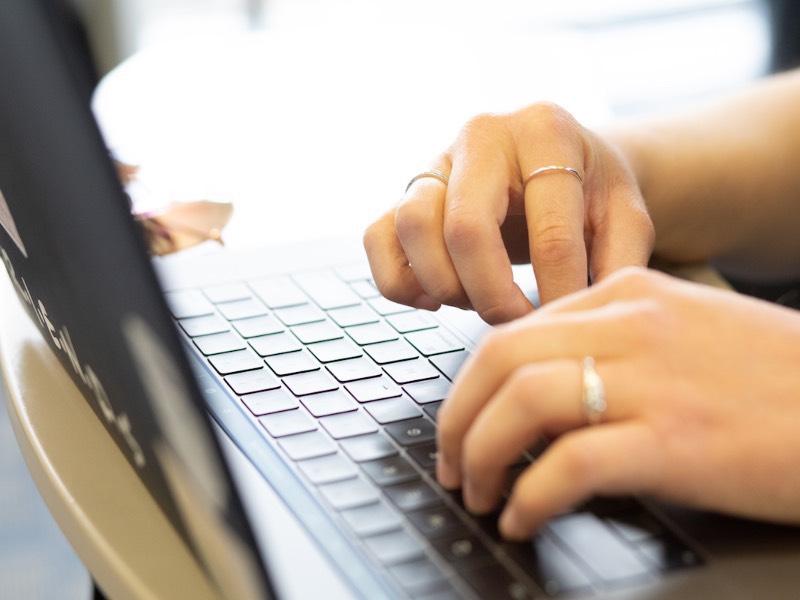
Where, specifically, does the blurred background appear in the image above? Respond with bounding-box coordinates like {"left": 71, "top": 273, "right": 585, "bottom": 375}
{"left": 0, "top": 0, "right": 793, "bottom": 597}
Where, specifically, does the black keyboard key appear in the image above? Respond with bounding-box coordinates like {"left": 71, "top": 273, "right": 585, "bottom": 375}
{"left": 361, "top": 455, "right": 419, "bottom": 486}
{"left": 319, "top": 410, "right": 378, "bottom": 439}
{"left": 408, "top": 505, "right": 468, "bottom": 539}
{"left": 432, "top": 533, "right": 493, "bottom": 568}
{"left": 296, "top": 452, "right": 357, "bottom": 485}
{"left": 278, "top": 430, "right": 336, "bottom": 461}
{"left": 208, "top": 349, "right": 263, "bottom": 375}
{"left": 430, "top": 350, "right": 469, "bottom": 381}
{"left": 346, "top": 322, "right": 399, "bottom": 346}
{"left": 193, "top": 331, "right": 247, "bottom": 356}
{"left": 546, "top": 513, "right": 651, "bottom": 585}
{"left": 384, "top": 359, "right": 441, "bottom": 384}
{"left": 340, "top": 500, "right": 403, "bottom": 536}
{"left": 240, "top": 388, "right": 299, "bottom": 416}
{"left": 326, "top": 357, "right": 382, "bottom": 383}
{"left": 259, "top": 408, "right": 316, "bottom": 438}
{"left": 300, "top": 389, "right": 357, "bottom": 417}
{"left": 232, "top": 315, "right": 284, "bottom": 338}
{"left": 318, "top": 476, "right": 380, "bottom": 510}
{"left": 364, "top": 340, "right": 419, "bottom": 364}
{"left": 407, "top": 442, "right": 438, "bottom": 471}
{"left": 363, "top": 529, "right": 425, "bottom": 565}
{"left": 405, "top": 329, "right": 464, "bottom": 357}
{"left": 308, "top": 338, "right": 362, "bottom": 363}
{"left": 461, "top": 563, "right": 535, "bottom": 600}
{"left": 179, "top": 314, "right": 229, "bottom": 337}
{"left": 265, "top": 349, "right": 319, "bottom": 376}
{"left": 363, "top": 397, "right": 422, "bottom": 424}
{"left": 384, "top": 480, "right": 442, "bottom": 512}
{"left": 225, "top": 368, "right": 280, "bottom": 395}
{"left": 385, "top": 417, "right": 436, "bottom": 446}
{"left": 339, "top": 432, "right": 398, "bottom": 462}
{"left": 404, "top": 378, "right": 451, "bottom": 404}
{"left": 503, "top": 535, "right": 593, "bottom": 597}
{"left": 344, "top": 376, "right": 403, "bottom": 402}
{"left": 638, "top": 536, "right": 703, "bottom": 572}
{"left": 216, "top": 298, "right": 269, "bottom": 320}
{"left": 249, "top": 332, "right": 302, "bottom": 356}
{"left": 291, "top": 320, "right": 344, "bottom": 344}
{"left": 283, "top": 370, "right": 339, "bottom": 396}
{"left": 423, "top": 401, "right": 443, "bottom": 422}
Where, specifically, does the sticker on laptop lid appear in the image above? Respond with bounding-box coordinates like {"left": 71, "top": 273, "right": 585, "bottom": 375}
{"left": 0, "top": 187, "right": 27, "bottom": 258}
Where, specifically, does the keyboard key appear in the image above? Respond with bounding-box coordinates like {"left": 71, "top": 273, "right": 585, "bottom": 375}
{"left": 339, "top": 432, "right": 398, "bottom": 462}
{"left": 430, "top": 350, "right": 469, "bottom": 381}
{"left": 407, "top": 442, "right": 439, "bottom": 470}
{"left": 502, "top": 535, "right": 593, "bottom": 596}
{"left": 259, "top": 408, "right": 316, "bottom": 438}
{"left": 364, "top": 340, "right": 420, "bottom": 364}
{"left": 432, "top": 533, "right": 492, "bottom": 568}
{"left": 249, "top": 276, "right": 307, "bottom": 308}
{"left": 383, "top": 359, "right": 441, "bottom": 384}
{"left": 208, "top": 349, "right": 263, "bottom": 375}
{"left": 384, "top": 480, "right": 442, "bottom": 512}
{"left": 165, "top": 290, "right": 214, "bottom": 318}
{"left": 404, "top": 378, "right": 451, "bottom": 404}
{"left": 364, "top": 397, "right": 422, "bottom": 424}
{"left": 328, "top": 304, "right": 380, "bottom": 328}
{"left": 638, "top": 536, "right": 703, "bottom": 572}
{"left": 363, "top": 529, "right": 425, "bottom": 565}
{"left": 327, "top": 357, "right": 382, "bottom": 382}
{"left": 296, "top": 452, "right": 357, "bottom": 485}
{"left": 345, "top": 376, "right": 403, "bottom": 402}
{"left": 232, "top": 315, "right": 284, "bottom": 338}
{"left": 278, "top": 430, "right": 336, "bottom": 461}
{"left": 546, "top": 513, "right": 651, "bottom": 585}
{"left": 216, "top": 298, "right": 269, "bottom": 320}
{"left": 349, "top": 279, "right": 381, "bottom": 299}
{"left": 240, "top": 388, "right": 299, "bottom": 416}
{"left": 346, "top": 322, "right": 399, "bottom": 346}
{"left": 265, "top": 349, "right": 319, "bottom": 376}
{"left": 389, "top": 558, "right": 449, "bottom": 596}
{"left": 318, "top": 476, "right": 380, "bottom": 510}
{"left": 308, "top": 338, "right": 363, "bottom": 363}
{"left": 461, "top": 563, "right": 535, "bottom": 600}
{"left": 340, "top": 500, "right": 403, "bottom": 536}
{"left": 408, "top": 505, "right": 467, "bottom": 539}
{"left": 291, "top": 320, "right": 344, "bottom": 344}
{"left": 361, "top": 455, "right": 419, "bottom": 486}
{"left": 179, "top": 314, "right": 229, "bottom": 337}
{"left": 293, "top": 270, "right": 361, "bottom": 310}
{"left": 193, "top": 331, "right": 247, "bottom": 356}
{"left": 225, "top": 368, "right": 280, "bottom": 395}
{"left": 300, "top": 389, "right": 357, "bottom": 417}
{"left": 386, "top": 311, "right": 438, "bottom": 333}
{"left": 423, "top": 402, "right": 443, "bottom": 422}
{"left": 368, "top": 296, "right": 416, "bottom": 316}
{"left": 250, "top": 332, "right": 302, "bottom": 356}
{"left": 283, "top": 370, "right": 339, "bottom": 396}
{"left": 405, "top": 329, "right": 464, "bottom": 356}
{"left": 384, "top": 417, "right": 436, "bottom": 446}
{"left": 335, "top": 264, "right": 373, "bottom": 282}
{"left": 202, "top": 282, "right": 251, "bottom": 303}
{"left": 319, "top": 410, "right": 379, "bottom": 439}
{"left": 273, "top": 304, "right": 325, "bottom": 326}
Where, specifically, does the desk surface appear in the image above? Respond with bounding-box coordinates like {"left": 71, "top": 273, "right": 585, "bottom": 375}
{"left": 1, "top": 25, "right": 612, "bottom": 598}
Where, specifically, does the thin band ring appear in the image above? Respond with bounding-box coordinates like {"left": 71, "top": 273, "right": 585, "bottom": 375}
{"left": 405, "top": 169, "right": 449, "bottom": 193}
{"left": 523, "top": 165, "right": 583, "bottom": 192}
{"left": 581, "top": 357, "right": 606, "bottom": 425}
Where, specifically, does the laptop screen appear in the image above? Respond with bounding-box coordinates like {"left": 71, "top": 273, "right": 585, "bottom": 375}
{"left": 0, "top": 1, "right": 271, "bottom": 597}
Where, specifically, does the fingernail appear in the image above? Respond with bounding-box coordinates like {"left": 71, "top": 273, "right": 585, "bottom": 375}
{"left": 412, "top": 293, "right": 441, "bottom": 312}
{"left": 463, "top": 480, "right": 491, "bottom": 514}
{"left": 436, "top": 455, "right": 460, "bottom": 489}
{"left": 499, "top": 506, "right": 528, "bottom": 541}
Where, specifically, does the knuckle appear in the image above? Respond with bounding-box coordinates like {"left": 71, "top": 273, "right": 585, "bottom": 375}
{"left": 533, "top": 221, "right": 579, "bottom": 267}
{"left": 554, "top": 434, "right": 599, "bottom": 483}
{"left": 443, "top": 209, "right": 486, "bottom": 254}
{"left": 394, "top": 200, "right": 430, "bottom": 240}
{"left": 518, "top": 102, "right": 581, "bottom": 141}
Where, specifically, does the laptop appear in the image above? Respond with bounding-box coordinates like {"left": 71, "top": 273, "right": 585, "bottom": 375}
{"left": 2, "top": 1, "right": 800, "bottom": 598}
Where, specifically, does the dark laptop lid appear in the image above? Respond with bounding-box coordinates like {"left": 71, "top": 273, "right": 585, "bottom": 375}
{"left": 0, "top": 1, "right": 272, "bottom": 597}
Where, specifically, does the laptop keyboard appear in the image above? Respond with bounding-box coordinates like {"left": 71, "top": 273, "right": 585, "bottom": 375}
{"left": 167, "top": 265, "right": 702, "bottom": 599}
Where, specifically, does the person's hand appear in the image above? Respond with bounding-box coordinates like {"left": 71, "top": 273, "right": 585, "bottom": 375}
{"left": 363, "top": 102, "right": 654, "bottom": 324}
{"left": 436, "top": 267, "right": 800, "bottom": 539}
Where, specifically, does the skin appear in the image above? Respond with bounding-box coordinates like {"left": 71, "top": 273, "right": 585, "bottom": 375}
{"left": 363, "top": 68, "right": 800, "bottom": 540}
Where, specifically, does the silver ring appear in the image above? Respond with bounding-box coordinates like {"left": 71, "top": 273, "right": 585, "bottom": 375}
{"left": 405, "top": 169, "right": 449, "bottom": 193}
{"left": 581, "top": 357, "right": 606, "bottom": 425}
{"left": 523, "top": 165, "right": 583, "bottom": 191}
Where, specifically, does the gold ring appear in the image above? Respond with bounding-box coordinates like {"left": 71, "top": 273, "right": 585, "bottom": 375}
{"left": 523, "top": 165, "right": 583, "bottom": 191}
{"left": 405, "top": 169, "right": 449, "bottom": 193}
{"left": 582, "top": 357, "right": 606, "bottom": 425}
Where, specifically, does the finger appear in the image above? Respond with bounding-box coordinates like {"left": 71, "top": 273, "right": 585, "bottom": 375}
{"left": 443, "top": 115, "right": 535, "bottom": 324}
{"left": 363, "top": 209, "right": 442, "bottom": 310}
{"left": 395, "top": 163, "right": 472, "bottom": 310}
{"left": 499, "top": 422, "right": 661, "bottom": 539}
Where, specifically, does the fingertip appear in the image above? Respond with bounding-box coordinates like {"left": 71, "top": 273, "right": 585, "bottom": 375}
{"left": 412, "top": 292, "right": 442, "bottom": 312}
{"left": 499, "top": 505, "right": 531, "bottom": 541}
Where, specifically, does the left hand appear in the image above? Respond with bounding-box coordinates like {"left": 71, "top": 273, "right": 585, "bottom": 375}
{"left": 436, "top": 267, "right": 800, "bottom": 539}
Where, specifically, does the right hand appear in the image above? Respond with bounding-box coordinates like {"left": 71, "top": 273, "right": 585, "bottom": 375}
{"left": 363, "top": 102, "right": 655, "bottom": 324}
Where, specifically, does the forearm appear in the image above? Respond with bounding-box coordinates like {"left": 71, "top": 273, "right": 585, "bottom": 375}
{"left": 605, "top": 69, "right": 800, "bottom": 280}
